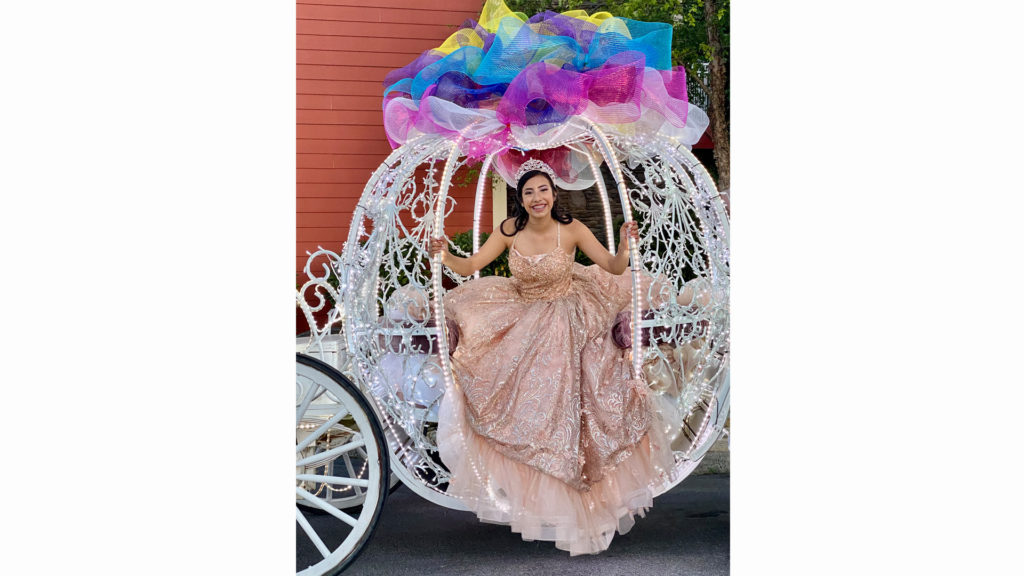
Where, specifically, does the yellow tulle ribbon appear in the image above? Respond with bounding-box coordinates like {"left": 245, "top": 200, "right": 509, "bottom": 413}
{"left": 435, "top": 0, "right": 621, "bottom": 55}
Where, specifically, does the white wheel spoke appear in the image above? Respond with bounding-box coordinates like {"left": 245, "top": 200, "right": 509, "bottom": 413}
{"left": 342, "top": 453, "right": 364, "bottom": 497}
{"left": 296, "top": 407, "right": 352, "bottom": 453}
{"left": 296, "top": 380, "right": 319, "bottom": 424}
{"left": 296, "top": 474, "right": 370, "bottom": 488}
{"left": 296, "top": 486, "right": 359, "bottom": 527}
{"left": 296, "top": 438, "right": 367, "bottom": 467}
{"left": 296, "top": 508, "right": 331, "bottom": 559}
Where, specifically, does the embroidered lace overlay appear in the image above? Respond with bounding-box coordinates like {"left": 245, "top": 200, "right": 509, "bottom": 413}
{"left": 437, "top": 224, "right": 676, "bottom": 555}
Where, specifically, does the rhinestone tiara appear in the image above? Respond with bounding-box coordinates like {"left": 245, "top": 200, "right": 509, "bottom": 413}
{"left": 513, "top": 158, "right": 557, "bottom": 186}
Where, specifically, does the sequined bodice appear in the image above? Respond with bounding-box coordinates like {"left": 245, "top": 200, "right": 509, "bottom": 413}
{"left": 508, "top": 225, "right": 573, "bottom": 301}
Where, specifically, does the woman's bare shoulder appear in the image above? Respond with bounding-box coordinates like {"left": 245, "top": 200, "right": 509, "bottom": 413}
{"left": 566, "top": 219, "right": 591, "bottom": 237}
{"left": 495, "top": 218, "right": 517, "bottom": 241}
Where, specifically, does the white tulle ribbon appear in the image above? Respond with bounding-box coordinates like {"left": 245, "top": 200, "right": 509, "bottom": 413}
{"left": 384, "top": 93, "right": 710, "bottom": 191}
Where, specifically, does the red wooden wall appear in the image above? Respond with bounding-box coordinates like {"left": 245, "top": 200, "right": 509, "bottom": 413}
{"left": 297, "top": 0, "right": 490, "bottom": 280}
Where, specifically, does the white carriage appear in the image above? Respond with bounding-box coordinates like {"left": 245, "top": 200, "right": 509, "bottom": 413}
{"left": 295, "top": 116, "right": 730, "bottom": 575}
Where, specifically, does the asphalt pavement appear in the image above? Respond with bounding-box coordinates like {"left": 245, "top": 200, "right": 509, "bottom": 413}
{"left": 336, "top": 473, "right": 729, "bottom": 576}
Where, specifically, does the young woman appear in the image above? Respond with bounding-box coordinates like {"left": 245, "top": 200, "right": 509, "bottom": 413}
{"left": 428, "top": 160, "right": 676, "bottom": 555}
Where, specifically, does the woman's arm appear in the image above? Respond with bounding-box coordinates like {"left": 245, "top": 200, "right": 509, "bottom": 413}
{"left": 427, "top": 221, "right": 511, "bottom": 276}
{"left": 572, "top": 220, "right": 638, "bottom": 275}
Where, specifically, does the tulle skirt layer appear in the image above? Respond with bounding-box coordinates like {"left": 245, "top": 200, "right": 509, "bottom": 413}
{"left": 439, "top": 384, "right": 678, "bottom": 555}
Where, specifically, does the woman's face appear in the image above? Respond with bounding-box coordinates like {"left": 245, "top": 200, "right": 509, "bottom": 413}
{"left": 520, "top": 174, "right": 555, "bottom": 219}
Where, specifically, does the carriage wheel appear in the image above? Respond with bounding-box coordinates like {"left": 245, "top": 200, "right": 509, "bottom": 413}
{"left": 296, "top": 445, "right": 400, "bottom": 511}
{"left": 296, "top": 354, "right": 390, "bottom": 576}
{"left": 297, "top": 330, "right": 402, "bottom": 510}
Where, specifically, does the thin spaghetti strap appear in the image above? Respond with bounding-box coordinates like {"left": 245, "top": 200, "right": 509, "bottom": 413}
{"left": 556, "top": 223, "right": 561, "bottom": 248}
{"left": 511, "top": 230, "right": 519, "bottom": 252}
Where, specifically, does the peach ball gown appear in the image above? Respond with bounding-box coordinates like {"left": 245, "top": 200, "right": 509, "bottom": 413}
{"left": 437, "top": 224, "right": 676, "bottom": 555}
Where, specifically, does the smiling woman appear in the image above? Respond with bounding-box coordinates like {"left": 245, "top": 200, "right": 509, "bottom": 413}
{"left": 429, "top": 161, "right": 636, "bottom": 278}
{"left": 426, "top": 157, "right": 662, "bottom": 555}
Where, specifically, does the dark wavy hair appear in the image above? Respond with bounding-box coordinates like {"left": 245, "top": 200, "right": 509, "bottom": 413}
{"left": 499, "top": 170, "right": 574, "bottom": 236}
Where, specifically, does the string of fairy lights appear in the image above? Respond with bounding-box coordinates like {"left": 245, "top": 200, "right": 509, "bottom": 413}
{"left": 472, "top": 149, "right": 505, "bottom": 280}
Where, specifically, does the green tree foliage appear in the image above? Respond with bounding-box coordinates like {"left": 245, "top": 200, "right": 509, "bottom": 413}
{"left": 449, "top": 230, "right": 512, "bottom": 277}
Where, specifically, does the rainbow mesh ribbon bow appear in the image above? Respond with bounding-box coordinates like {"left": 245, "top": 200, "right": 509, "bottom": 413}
{"left": 381, "top": 0, "right": 709, "bottom": 188}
